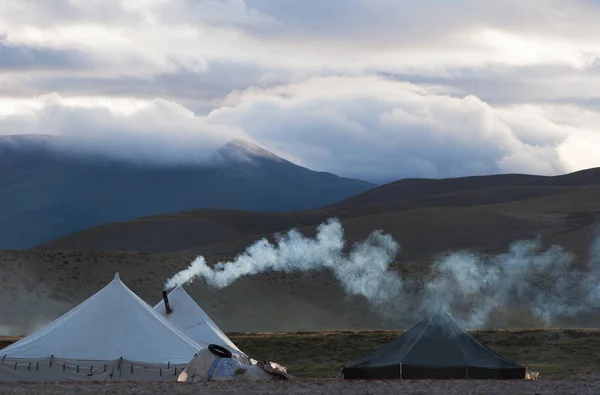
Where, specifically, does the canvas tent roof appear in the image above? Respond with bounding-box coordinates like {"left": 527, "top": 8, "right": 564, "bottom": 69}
{"left": 153, "top": 286, "right": 244, "bottom": 357}
{"left": 0, "top": 273, "right": 201, "bottom": 365}
{"left": 342, "top": 310, "right": 525, "bottom": 380}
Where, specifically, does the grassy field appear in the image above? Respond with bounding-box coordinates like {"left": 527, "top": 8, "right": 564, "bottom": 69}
{"left": 3, "top": 329, "right": 600, "bottom": 379}
{"left": 230, "top": 329, "right": 600, "bottom": 379}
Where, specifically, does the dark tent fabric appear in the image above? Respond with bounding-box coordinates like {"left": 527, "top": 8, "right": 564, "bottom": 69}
{"left": 342, "top": 311, "right": 525, "bottom": 380}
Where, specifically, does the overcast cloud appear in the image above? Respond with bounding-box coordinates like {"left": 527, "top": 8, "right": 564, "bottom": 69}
{"left": 1, "top": 0, "right": 600, "bottom": 182}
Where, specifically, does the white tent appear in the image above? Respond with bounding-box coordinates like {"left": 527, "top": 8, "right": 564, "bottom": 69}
{"left": 153, "top": 286, "right": 245, "bottom": 359}
{"left": 0, "top": 273, "right": 202, "bottom": 382}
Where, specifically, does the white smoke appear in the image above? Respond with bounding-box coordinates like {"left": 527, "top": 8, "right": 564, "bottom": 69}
{"left": 165, "top": 218, "right": 403, "bottom": 314}
{"left": 165, "top": 217, "right": 600, "bottom": 328}
{"left": 423, "top": 239, "right": 585, "bottom": 327}
{"left": 583, "top": 225, "right": 600, "bottom": 310}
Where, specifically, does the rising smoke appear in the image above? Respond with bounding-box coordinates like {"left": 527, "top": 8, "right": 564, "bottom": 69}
{"left": 165, "top": 218, "right": 600, "bottom": 328}
{"left": 423, "top": 239, "right": 585, "bottom": 327}
{"left": 164, "top": 218, "right": 403, "bottom": 312}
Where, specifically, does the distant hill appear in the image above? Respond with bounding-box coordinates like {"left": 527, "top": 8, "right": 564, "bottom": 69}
{"left": 330, "top": 167, "right": 600, "bottom": 209}
{"left": 37, "top": 167, "right": 600, "bottom": 262}
{"left": 0, "top": 135, "right": 374, "bottom": 249}
{"left": 3, "top": 167, "right": 599, "bottom": 335}
{"left": 6, "top": 167, "right": 600, "bottom": 334}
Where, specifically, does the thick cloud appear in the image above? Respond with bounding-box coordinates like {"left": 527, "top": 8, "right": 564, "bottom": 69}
{"left": 2, "top": 76, "right": 598, "bottom": 182}
{"left": 0, "top": 93, "right": 245, "bottom": 165}
{"left": 14, "top": 62, "right": 281, "bottom": 115}
{"left": 1, "top": 0, "right": 600, "bottom": 181}
{"left": 4, "top": 0, "right": 600, "bottom": 77}
{"left": 209, "top": 76, "right": 576, "bottom": 181}
{"left": 0, "top": 41, "right": 89, "bottom": 71}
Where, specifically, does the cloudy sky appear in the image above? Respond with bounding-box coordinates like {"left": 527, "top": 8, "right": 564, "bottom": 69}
{"left": 1, "top": 0, "right": 600, "bottom": 183}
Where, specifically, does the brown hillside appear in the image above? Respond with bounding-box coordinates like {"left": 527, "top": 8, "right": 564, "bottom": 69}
{"left": 33, "top": 210, "right": 312, "bottom": 253}
{"left": 7, "top": 169, "right": 600, "bottom": 334}
{"left": 35, "top": 168, "right": 600, "bottom": 259}
{"left": 327, "top": 167, "right": 600, "bottom": 209}
{"left": 328, "top": 173, "right": 543, "bottom": 208}
{"left": 2, "top": 244, "right": 600, "bottom": 336}
{"left": 0, "top": 250, "right": 392, "bottom": 335}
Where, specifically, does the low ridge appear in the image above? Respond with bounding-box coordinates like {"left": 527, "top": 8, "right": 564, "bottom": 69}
{"left": 35, "top": 167, "right": 600, "bottom": 263}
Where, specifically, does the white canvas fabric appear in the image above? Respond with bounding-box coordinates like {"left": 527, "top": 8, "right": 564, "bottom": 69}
{"left": 0, "top": 357, "right": 188, "bottom": 382}
{"left": 153, "top": 286, "right": 244, "bottom": 357}
{"left": 0, "top": 273, "right": 203, "bottom": 381}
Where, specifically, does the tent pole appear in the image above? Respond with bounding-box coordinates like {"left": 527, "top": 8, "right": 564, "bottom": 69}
{"left": 400, "top": 363, "right": 403, "bottom": 379}
{"left": 465, "top": 365, "right": 468, "bottom": 379}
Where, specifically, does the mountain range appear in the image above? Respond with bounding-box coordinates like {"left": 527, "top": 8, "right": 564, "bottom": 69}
{"left": 0, "top": 134, "right": 374, "bottom": 249}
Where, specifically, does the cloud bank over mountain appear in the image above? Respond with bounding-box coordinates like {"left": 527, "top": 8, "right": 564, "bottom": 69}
{"left": 2, "top": 0, "right": 600, "bottom": 182}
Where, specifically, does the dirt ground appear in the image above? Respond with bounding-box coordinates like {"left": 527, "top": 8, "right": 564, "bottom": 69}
{"left": 2, "top": 331, "right": 600, "bottom": 394}
{"left": 4, "top": 329, "right": 600, "bottom": 380}
{"left": 0, "top": 379, "right": 598, "bottom": 395}
{"left": 230, "top": 329, "right": 600, "bottom": 379}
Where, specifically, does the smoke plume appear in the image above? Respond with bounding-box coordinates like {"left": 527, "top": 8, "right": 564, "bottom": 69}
{"left": 165, "top": 218, "right": 600, "bottom": 328}
{"left": 422, "top": 239, "right": 584, "bottom": 327}
{"left": 165, "top": 218, "right": 403, "bottom": 313}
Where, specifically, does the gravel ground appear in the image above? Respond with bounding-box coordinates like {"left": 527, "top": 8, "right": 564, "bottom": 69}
{"left": 0, "top": 379, "right": 599, "bottom": 395}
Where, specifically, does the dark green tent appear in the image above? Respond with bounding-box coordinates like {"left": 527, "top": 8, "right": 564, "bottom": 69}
{"left": 342, "top": 310, "right": 525, "bottom": 379}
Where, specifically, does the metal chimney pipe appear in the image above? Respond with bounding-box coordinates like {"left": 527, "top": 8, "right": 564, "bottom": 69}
{"left": 162, "top": 290, "right": 172, "bottom": 314}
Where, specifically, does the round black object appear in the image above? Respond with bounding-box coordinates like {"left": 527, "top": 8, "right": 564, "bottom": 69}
{"left": 208, "top": 344, "right": 232, "bottom": 359}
